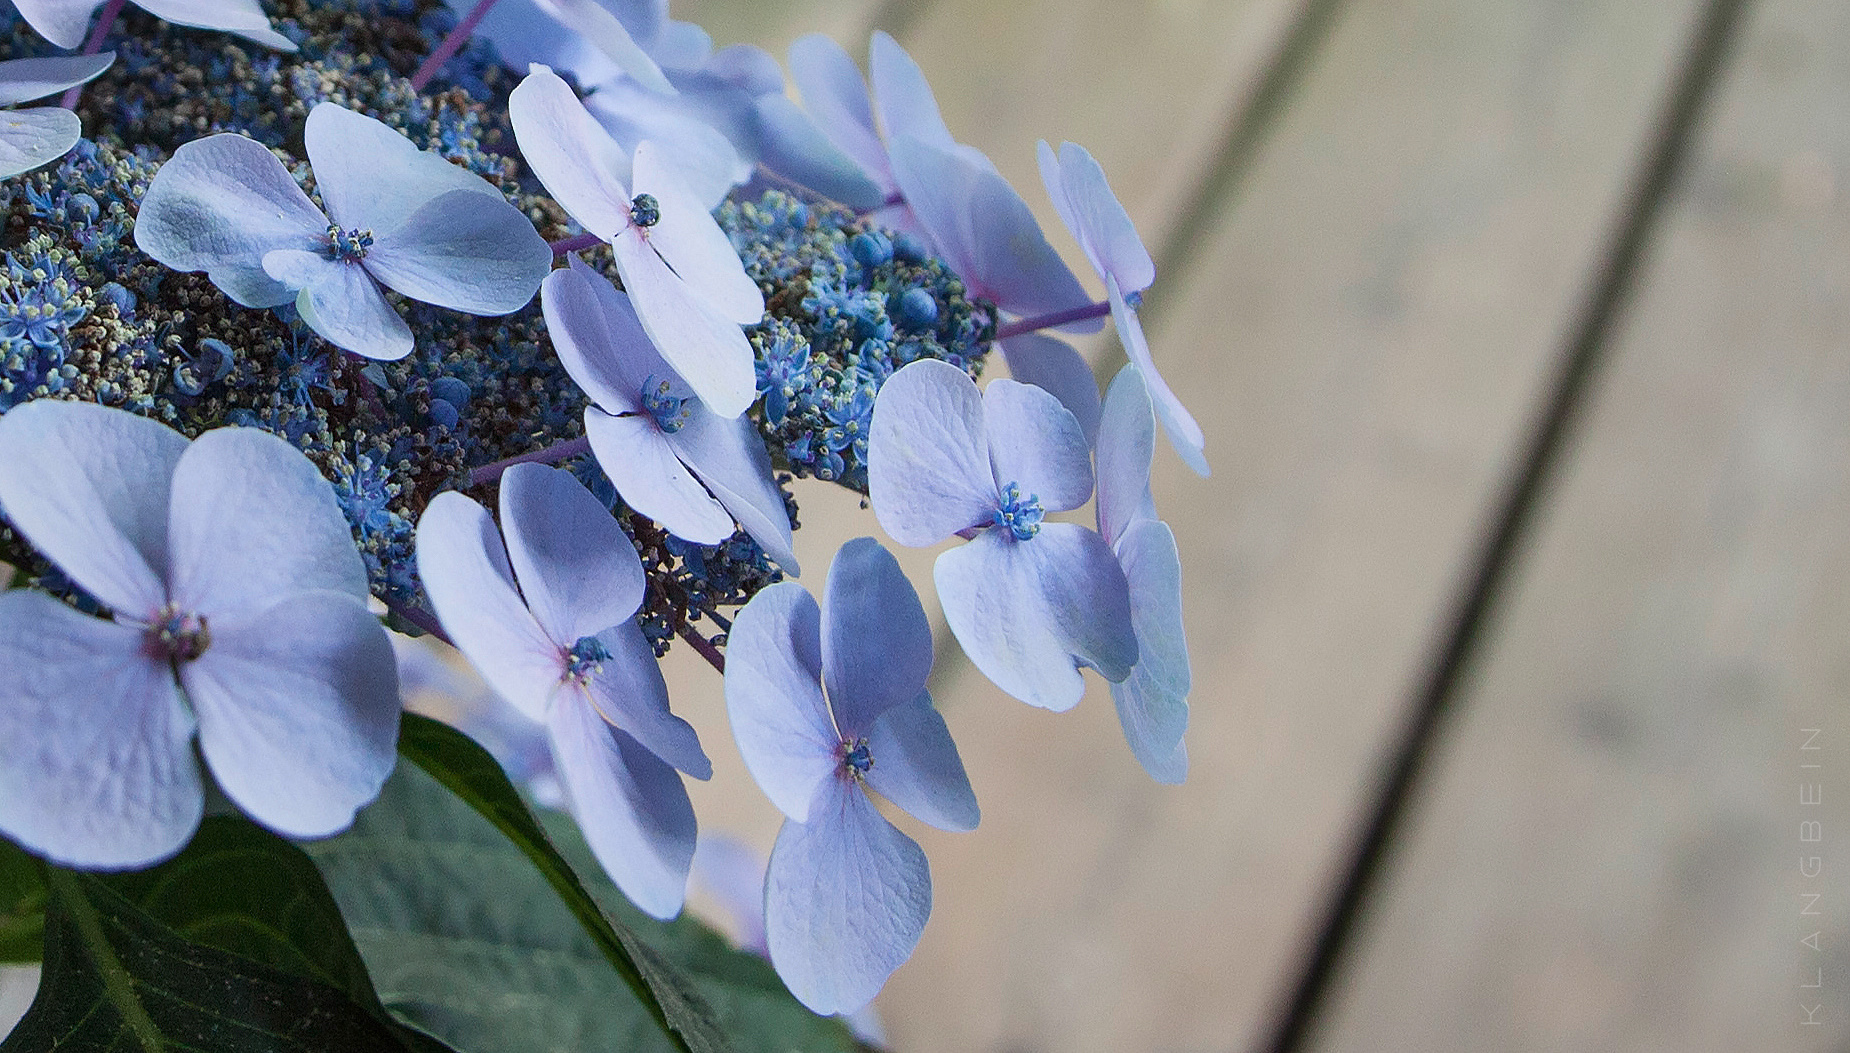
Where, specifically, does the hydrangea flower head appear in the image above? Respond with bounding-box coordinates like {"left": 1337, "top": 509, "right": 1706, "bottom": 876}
{"left": 726, "top": 537, "right": 978, "bottom": 1014}
{"left": 133, "top": 102, "right": 553, "bottom": 361}
{"left": 509, "top": 64, "right": 766, "bottom": 417}
{"left": 0, "top": 53, "right": 112, "bottom": 180}
{"left": 415, "top": 462, "right": 712, "bottom": 918}
{"left": 868, "top": 358, "right": 1137, "bottom": 711}
{"left": 0, "top": 399, "right": 401, "bottom": 868}
{"left": 12, "top": 0, "right": 296, "bottom": 51}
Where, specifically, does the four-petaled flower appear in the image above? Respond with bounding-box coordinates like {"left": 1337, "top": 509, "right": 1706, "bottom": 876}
{"left": 726, "top": 537, "right": 978, "bottom": 1014}
{"left": 134, "top": 102, "right": 553, "bottom": 361}
{"left": 0, "top": 53, "right": 114, "bottom": 180}
{"left": 0, "top": 399, "right": 401, "bottom": 869}
{"left": 868, "top": 358, "right": 1138, "bottom": 711}
{"left": 416, "top": 462, "right": 713, "bottom": 918}
{"left": 12, "top": 0, "right": 296, "bottom": 51}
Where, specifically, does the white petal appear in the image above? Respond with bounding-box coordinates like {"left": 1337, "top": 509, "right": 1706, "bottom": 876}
{"left": 509, "top": 64, "right": 634, "bottom": 240}
{"left": 264, "top": 249, "right": 414, "bottom": 361}
{"left": 0, "top": 107, "right": 79, "bottom": 181}
{"left": 575, "top": 620, "right": 711, "bottom": 779}
{"left": 724, "top": 582, "right": 839, "bottom": 823}
{"left": 982, "top": 378, "right": 1093, "bottom": 514}
{"left": 0, "top": 53, "right": 114, "bottom": 107}
{"left": 584, "top": 81, "right": 748, "bottom": 210}
{"left": 304, "top": 103, "right": 499, "bottom": 235}
{"left": 1110, "top": 520, "right": 1190, "bottom": 784}
{"left": 544, "top": 0, "right": 674, "bottom": 95}
{"left": 632, "top": 140, "right": 763, "bottom": 325}
{"left": 866, "top": 358, "right": 995, "bottom": 547}
{"left": 610, "top": 229, "right": 756, "bottom": 418}
{"left": 10, "top": 0, "right": 99, "bottom": 49}
{"left": 1110, "top": 278, "right": 1208, "bottom": 477}
{"left": 668, "top": 405, "right": 799, "bottom": 573}
{"left": 1095, "top": 364, "right": 1160, "bottom": 549}
{"left": 136, "top": 0, "right": 296, "bottom": 50}
{"left": 583, "top": 407, "right": 734, "bottom": 545}
{"left": 498, "top": 461, "right": 645, "bottom": 644}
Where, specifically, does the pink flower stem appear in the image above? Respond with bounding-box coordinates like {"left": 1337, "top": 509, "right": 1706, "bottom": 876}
{"left": 59, "top": 0, "right": 126, "bottom": 108}
{"left": 993, "top": 299, "right": 1112, "bottom": 341}
{"left": 550, "top": 232, "right": 604, "bottom": 256}
{"left": 677, "top": 624, "right": 725, "bottom": 674}
{"left": 468, "top": 435, "right": 592, "bottom": 487}
{"left": 409, "top": 0, "right": 502, "bottom": 92}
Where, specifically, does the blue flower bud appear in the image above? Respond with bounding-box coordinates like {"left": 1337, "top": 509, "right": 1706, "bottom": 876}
{"left": 849, "top": 230, "right": 892, "bottom": 268}
{"left": 893, "top": 287, "right": 938, "bottom": 331}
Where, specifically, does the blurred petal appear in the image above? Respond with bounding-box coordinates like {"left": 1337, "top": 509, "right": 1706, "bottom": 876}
{"left": 867, "top": 359, "right": 995, "bottom": 547}
{"left": 999, "top": 332, "right": 1101, "bottom": 447}
{"left": 867, "top": 31, "right": 953, "bottom": 152}
{"left": 166, "top": 426, "right": 368, "bottom": 620}
{"left": 185, "top": 591, "right": 400, "bottom": 839}
{"left": 725, "top": 582, "right": 839, "bottom": 823}
{"left": 583, "top": 407, "right": 734, "bottom": 545}
{"left": 132, "top": 133, "right": 327, "bottom": 308}
{"left": 690, "top": 835, "right": 769, "bottom": 955}
{"left": 10, "top": 0, "right": 98, "bottom": 49}
{"left": 863, "top": 692, "right": 977, "bottom": 832}
{"left": 545, "top": 0, "right": 673, "bottom": 95}
{"left": 0, "top": 53, "right": 114, "bottom": 107}
{"left": 753, "top": 93, "right": 887, "bottom": 211}
{"left": 509, "top": 64, "right": 634, "bottom": 239}
{"left": 415, "top": 491, "right": 564, "bottom": 721}
{"left": 1037, "top": 140, "right": 1154, "bottom": 293}
{"left": 934, "top": 523, "right": 1137, "bottom": 711}
{"left": 364, "top": 189, "right": 551, "bottom": 315}
{"left": 0, "top": 107, "right": 79, "bottom": 181}
{"left": 137, "top": 0, "right": 296, "bottom": 50}
{"left": 499, "top": 462, "right": 645, "bottom": 643}
{"left": 667, "top": 406, "right": 799, "bottom": 573}
{"left": 263, "top": 250, "right": 414, "bottom": 361}
{"left": 1111, "top": 520, "right": 1190, "bottom": 784}
{"left": 0, "top": 591, "right": 200, "bottom": 869}
{"left": 1110, "top": 279, "right": 1208, "bottom": 477}
{"left": 549, "top": 694, "right": 696, "bottom": 920}
{"left": 632, "top": 140, "right": 763, "bottom": 324}
{"left": 1095, "top": 364, "right": 1160, "bottom": 548}
{"left": 585, "top": 82, "right": 747, "bottom": 210}
{"left": 0, "top": 398, "right": 183, "bottom": 616}
{"left": 787, "top": 34, "right": 890, "bottom": 190}
{"left": 982, "top": 378, "right": 1092, "bottom": 514}
{"left": 304, "top": 103, "right": 495, "bottom": 236}
{"left": 820, "top": 538, "right": 929, "bottom": 736}
{"left": 575, "top": 620, "right": 711, "bottom": 778}
{"left": 764, "top": 780, "right": 930, "bottom": 1016}
{"left": 610, "top": 229, "right": 756, "bottom": 418}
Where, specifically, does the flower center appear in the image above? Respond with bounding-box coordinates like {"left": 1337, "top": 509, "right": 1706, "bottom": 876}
{"left": 563, "top": 635, "right": 611, "bottom": 684}
{"left": 146, "top": 604, "right": 210, "bottom": 663}
{"left": 992, "top": 481, "right": 1044, "bottom": 540}
{"left": 641, "top": 376, "right": 690, "bottom": 433}
{"left": 838, "top": 737, "right": 874, "bottom": 780}
{"left": 327, "top": 224, "right": 374, "bottom": 262}
{"left": 629, "top": 193, "right": 661, "bottom": 229}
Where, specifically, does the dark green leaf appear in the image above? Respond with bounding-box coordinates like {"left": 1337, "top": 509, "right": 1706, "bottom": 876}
{"left": 0, "top": 839, "right": 44, "bottom": 964}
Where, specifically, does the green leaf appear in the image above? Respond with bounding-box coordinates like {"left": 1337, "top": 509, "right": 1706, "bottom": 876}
{"left": 0, "top": 839, "right": 44, "bottom": 963}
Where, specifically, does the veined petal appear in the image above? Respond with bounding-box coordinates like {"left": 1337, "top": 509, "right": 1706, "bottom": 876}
{"left": 548, "top": 693, "right": 696, "bottom": 920}
{"left": 0, "top": 398, "right": 184, "bottom": 616}
{"left": 868, "top": 30, "right": 953, "bottom": 153}
{"left": 1111, "top": 520, "right": 1190, "bottom": 784}
{"left": 610, "top": 228, "right": 756, "bottom": 418}
{"left": 544, "top": 261, "right": 645, "bottom": 414}
{"left": 0, "top": 53, "right": 114, "bottom": 107}
{"left": 725, "top": 581, "right": 839, "bottom": 823}
{"left": 753, "top": 93, "right": 887, "bottom": 211}
{"left": 509, "top": 64, "right": 634, "bottom": 241}
{"left": 787, "top": 33, "right": 891, "bottom": 191}
{"left": 10, "top": 0, "right": 100, "bottom": 50}
{"left": 415, "top": 491, "right": 565, "bottom": 722}
{"left": 575, "top": 620, "right": 711, "bottom": 779}
{"left": 820, "top": 538, "right": 929, "bottom": 737}
{"left": 982, "top": 378, "right": 1092, "bottom": 514}
{"left": 1109, "top": 278, "right": 1208, "bottom": 477}
{"left": 185, "top": 591, "right": 399, "bottom": 839}
{"left": 132, "top": 133, "right": 327, "bottom": 309}
{"left": 263, "top": 249, "right": 414, "bottom": 361}
{"left": 364, "top": 188, "right": 551, "bottom": 316}
{"left": 136, "top": 0, "right": 296, "bottom": 50}
{"left": 1037, "top": 140, "right": 1154, "bottom": 294}
{"left": 583, "top": 407, "right": 734, "bottom": 545}
{"left": 934, "top": 523, "right": 1137, "bottom": 711}
{"left": 867, "top": 358, "right": 995, "bottom": 547}
{"left": 862, "top": 692, "right": 977, "bottom": 832}
{"left": 1095, "top": 364, "right": 1160, "bottom": 549}
{"left": 999, "top": 332, "right": 1101, "bottom": 447}
{"left": 305, "top": 103, "right": 496, "bottom": 236}
{"left": 667, "top": 405, "right": 799, "bottom": 573}
{"left": 166, "top": 426, "right": 368, "bottom": 621}
{"left": 498, "top": 462, "right": 645, "bottom": 644}
{"left": 764, "top": 779, "right": 930, "bottom": 1016}
{"left": 632, "top": 140, "right": 763, "bottom": 325}
{"left": 0, "top": 107, "right": 80, "bottom": 181}
{"left": 0, "top": 591, "right": 200, "bottom": 869}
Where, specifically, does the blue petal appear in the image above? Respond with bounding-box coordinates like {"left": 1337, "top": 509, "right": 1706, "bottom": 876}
{"left": 364, "top": 188, "right": 552, "bottom": 316}
{"left": 1110, "top": 520, "right": 1190, "bottom": 784}
{"left": 459, "top": 0, "right": 616, "bottom": 85}
{"left": 584, "top": 407, "right": 736, "bottom": 544}
{"left": 0, "top": 107, "right": 80, "bottom": 181}
{"left": 867, "top": 359, "right": 996, "bottom": 547}
{"left": 764, "top": 779, "right": 930, "bottom": 1015}
{"left": 542, "top": 262, "right": 646, "bottom": 416}
{"left": 867, "top": 31, "right": 955, "bottom": 153}
{"left": 821, "top": 538, "right": 930, "bottom": 737}
{"left": 509, "top": 64, "right": 635, "bottom": 241}
{"left": 1037, "top": 140, "right": 1154, "bottom": 294}
{"left": 631, "top": 139, "right": 764, "bottom": 325}
{"left": 0, "top": 53, "right": 114, "bottom": 107}
{"left": 543, "top": 0, "right": 674, "bottom": 95}
{"left": 667, "top": 405, "right": 800, "bottom": 574}
{"left": 999, "top": 332, "right": 1101, "bottom": 447}
{"left": 10, "top": 0, "right": 94, "bottom": 49}
{"left": 584, "top": 81, "right": 747, "bottom": 209}
{"left": 610, "top": 226, "right": 757, "bottom": 418}
{"left": 754, "top": 92, "right": 887, "bottom": 210}
{"left": 982, "top": 378, "right": 1093, "bottom": 515}
{"left": 263, "top": 250, "right": 414, "bottom": 361}
{"left": 1095, "top": 364, "right": 1160, "bottom": 548}
{"left": 137, "top": 0, "right": 296, "bottom": 50}
{"left": 724, "top": 582, "right": 839, "bottom": 823}
{"left": 498, "top": 462, "right": 646, "bottom": 644}
{"left": 786, "top": 33, "right": 891, "bottom": 192}
{"left": 1110, "top": 278, "right": 1208, "bottom": 476}
{"left": 576, "top": 620, "right": 712, "bottom": 779}
{"left": 304, "top": 103, "right": 502, "bottom": 238}
{"left": 863, "top": 692, "right": 978, "bottom": 832}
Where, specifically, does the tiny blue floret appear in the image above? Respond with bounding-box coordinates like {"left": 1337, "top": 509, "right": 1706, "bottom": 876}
{"left": 326, "top": 224, "right": 375, "bottom": 263}
{"left": 565, "top": 634, "right": 613, "bottom": 682}
{"left": 992, "top": 481, "right": 1044, "bottom": 540}
{"left": 641, "top": 376, "right": 691, "bottom": 433}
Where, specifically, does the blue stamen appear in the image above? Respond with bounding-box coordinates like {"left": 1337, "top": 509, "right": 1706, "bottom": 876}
{"left": 327, "top": 224, "right": 374, "bottom": 262}
{"left": 840, "top": 737, "right": 874, "bottom": 778}
{"left": 630, "top": 193, "right": 661, "bottom": 229}
{"left": 992, "top": 481, "right": 1044, "bottom": 540}
{"left": 146, "top": 604, "right": 210, "bottom": 662}
{"left": 564, "top": 635, "right": 611, "bottom": 682}
{"left": 641, "top": 376, "right": 691, "bottom": 433}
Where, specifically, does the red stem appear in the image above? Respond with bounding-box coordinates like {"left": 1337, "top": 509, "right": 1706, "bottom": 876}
{"left": 58, "top": 0, "right": 125, "bottom": 108}
{"left": 467, "top": 435, "right": 592, "bottom": 487}
{"left": 677, "top": 624, "right": 725, "bottom": 674}
{"left": 409, "top": 0, "right": 502, "bottom": 92}
{"left": 993, "top": 299, "right": 1112, "bottom": 341}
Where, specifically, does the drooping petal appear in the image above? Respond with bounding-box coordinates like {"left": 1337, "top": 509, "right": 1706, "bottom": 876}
{"left": 584, "top": 81, "right": 747, "bottom": 210}
{"left": 165, "top": 426, "right": 368, "bottom": 621}
{"left": 0, "top": 591, "right": 200, "bottom": 869}
{"left": 415, "top": 491, "right": 565, "bottom": 722}
{"left": 136, "top": 0, "right": 297, "bottom": 50}
{"left": 363, "top": 189, "right": 551, "bottom": 316}
{"left": 544, "top": 0, "right": 674, "bottom": 95}
{"left": 982, "top": 378, "right": 1093, "bottom": 514}
{"left": 725, "top": 581, "right": 839, "bottom": 824}
{"left": 0, "top": 53, "right": 114, "bottom": 107}
{"left": 1037, "top": 140, "right": 1155, "bottom": 294}
{"left": 786, "top": 33, "right": 890, "bottom": 190}
{"left": 509, "top": 64, "right": 635, "bottom": 240}
{"left": 764, "top": 779, "right": 930, "bottom": 1016}
{"left": 498, "top": 462, "right": 646, "bottom": 646}
{"left": 1110, "top": 520, "right": 1190, "bottom": 784}
{"left": 132, "top": 133, "right": 328, "bottom": 309}
{"left": 610, "top": 228, "right": 756, "bottom": 418}
{"left": 0, "top": 107, "right": 80, "bottom": 181}
{"left": 262, "top": 249, "right": 414, "bottom": 361}
{"left": 583, "top": 407, "right": 735, "bottom": 545}
{"left": 575, "top": 620, "right": 711, "bottom": 778}
{"left": 666, "top": 405, "right": 799, "bottom": 573}
{"left": 0, "top": 398, "right": 184, "bottom": 616}
{"left": 934, "top": 523, "right": 1137, "bottom": 711}
{"left": 1110, "top": 277, "right": 1208, "bottom": 477}
{"left": 543, "top": 261, "right": 645, "bottom": 413}
{"left": 867, "top": 30, "right": 954, "bottom": 153}
{"left": 753, "top": 92, "right": 887, "bottom": 211}
{"left": 304, "top": 103, "right": 497, "bottom": 237}
{"left": 185, "top": 591, "right": 399, "bottom": 839}
{"left": 631, "top": 140, "right": 763, "bottom": 325}
{"left": 862, "top": 692, "right": 977, "bottom": 832}
{"left": 999, "top": 332, "right": 1101, "bottom": 447}
{"left": 1095, "top": 364, "right": 1160, "bottom": 549}
{"left": 10, "top": 0, "right": 99, "bottom": 50}
{"left": 820, "top": 537, "right": 929, "bottom": 737}
{"left": 867, "top": 358, "right": 996, "bottom": 547}
{"left": 548, "top": 692, "right": 696, "bottom": 920}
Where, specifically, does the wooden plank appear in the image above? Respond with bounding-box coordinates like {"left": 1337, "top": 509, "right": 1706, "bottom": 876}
{"left": 1317, "top": 0, "right": 1850, "bottom": 1048}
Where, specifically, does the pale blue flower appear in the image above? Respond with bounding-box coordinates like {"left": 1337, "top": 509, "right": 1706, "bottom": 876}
{"left": 415, "top": 462, "right": 712, "bottom": 918}
{"left": 0, "top": 53, "right": 113, "bottom": 180}
{"left": 867, "top": 358, "right": 1137, "bottom": 711}
{"left": 726, "top": 537, "right": 977, "bottom": 1014}
{"left": 12, "top": 0, "right": 295, "bottom": 51}
{"left": 133, "top": 102, "right": 552, "bottom": 361}
{"left": 0, "top": 399, "right": 400, "bottom": 869}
